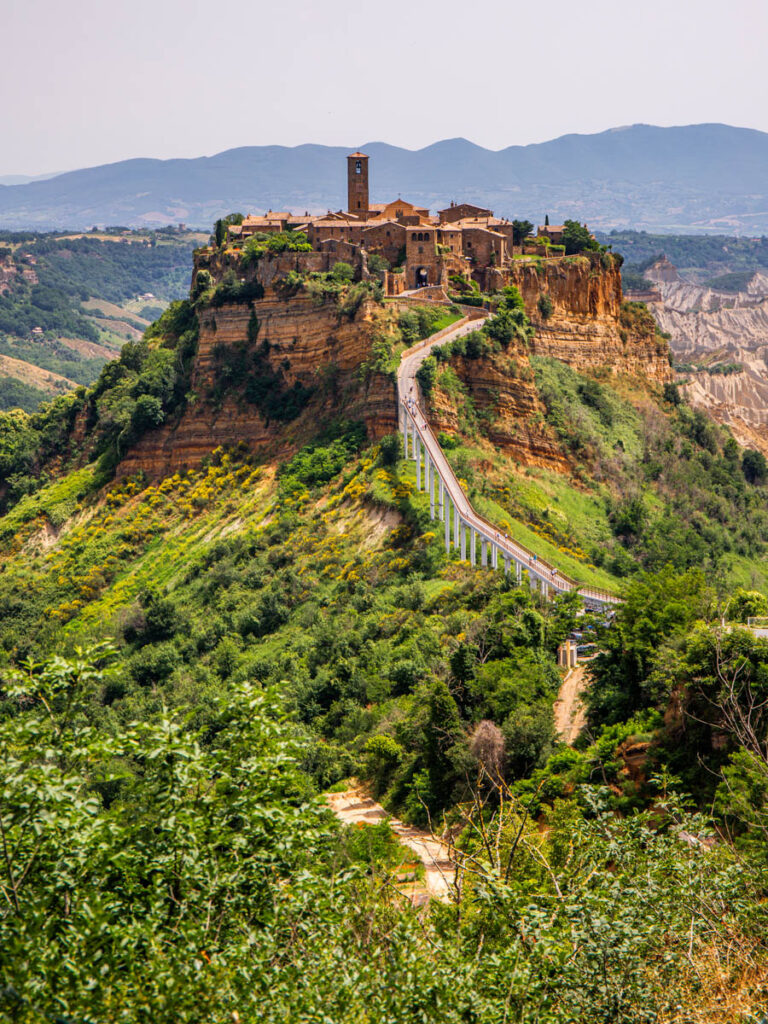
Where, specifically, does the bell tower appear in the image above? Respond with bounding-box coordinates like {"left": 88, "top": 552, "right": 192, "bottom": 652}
{"left": 347, "top": 151, "right": 369, "bottom": 220}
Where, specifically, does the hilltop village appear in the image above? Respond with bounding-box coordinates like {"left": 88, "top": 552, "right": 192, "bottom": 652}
{"left": 226, "top": 152, "right": 571, "bottom": 294}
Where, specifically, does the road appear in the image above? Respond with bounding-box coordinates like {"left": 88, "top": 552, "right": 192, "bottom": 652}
{"left": 327, "top": 787, "right": 454, "bottom": 903}
{"left": 554, "top": 662, "right": 589, "bottom": 744}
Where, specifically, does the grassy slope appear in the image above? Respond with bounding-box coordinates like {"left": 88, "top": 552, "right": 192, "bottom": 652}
{"left": 428, "top": 349, "right": 768, "bottom": 593}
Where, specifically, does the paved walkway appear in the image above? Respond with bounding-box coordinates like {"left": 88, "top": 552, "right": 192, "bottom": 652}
{"left": 326, "top": 787, "right": 454, "bottom": 904}
{"left": 397, "top": 316, "right": 621, "bottom": 608}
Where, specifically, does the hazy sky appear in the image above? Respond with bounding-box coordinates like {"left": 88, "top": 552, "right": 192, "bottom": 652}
{"left": 4, "top": 0, "right": 768, "bottom": 175}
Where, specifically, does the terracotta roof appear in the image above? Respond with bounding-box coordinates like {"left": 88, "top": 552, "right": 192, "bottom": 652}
{"left": 311, "top": 218, "right": 361, "bottom": 228}
{"left": 461, "top": 225, "right": 506, "bottom": 238}
{"left": 438, "top": 203, "right": 491, "bottom": 214}
{"left": 362, "top": 219, "right": 402, "bottom": 230}
{"left": 242, "top": 215, "right": 289, "bottom": 226}
{"left": 348, "top": 151, "right": 369, "bottom": 158}
{"left": 539, "top": 225, "right": 565, "bottom": 232}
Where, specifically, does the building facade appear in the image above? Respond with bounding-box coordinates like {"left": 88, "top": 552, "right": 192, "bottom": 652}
{"left": 229, "top": 152, "right": 539, "bottom": 293}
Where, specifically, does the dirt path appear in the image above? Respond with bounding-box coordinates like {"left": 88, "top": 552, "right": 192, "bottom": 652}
{"left": 554, "top": 662, "right": 589, "bottom": 744}
{"left": 327, "top": 787, "right": 455, "bottom": 904}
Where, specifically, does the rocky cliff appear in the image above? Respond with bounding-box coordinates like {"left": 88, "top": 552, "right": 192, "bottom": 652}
{"left": 117, "top": 250, "right": 397, "bottom": 478}
{"left": 429, "top": 256, "right": 672, "bottom": 471}
{"left": 116, "top": 249, "right": 671, "bottom": 479}
{"left": 498, "top": 254, "right": 671, "bottom": 382}
{"left": 645, "top": 257, "right": 768, "bottom": 455}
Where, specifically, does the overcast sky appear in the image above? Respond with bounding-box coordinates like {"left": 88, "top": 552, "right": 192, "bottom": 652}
{"left": 4, "top": 0, "right": 768, "bottom": 175}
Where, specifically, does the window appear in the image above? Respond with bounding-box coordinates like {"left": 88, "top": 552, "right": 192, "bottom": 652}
{"left": 418, "top": 246, "right": 423, "bottom": 254}
{"left": 355, "top": 160, "right": 361, "bottom": 174}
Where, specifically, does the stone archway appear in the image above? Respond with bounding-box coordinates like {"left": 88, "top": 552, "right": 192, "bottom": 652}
{"left": 415, "top": 266, "right": 428, "bottom": 288}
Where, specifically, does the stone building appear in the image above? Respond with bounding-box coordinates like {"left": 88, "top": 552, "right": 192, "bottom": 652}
{"left": 229, "top": 151, "right": 545, "bottom": 294}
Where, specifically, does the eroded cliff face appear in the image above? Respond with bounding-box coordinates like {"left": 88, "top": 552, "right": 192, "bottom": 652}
{"left": 428, "top": 350, "right": 570, "bottom": 471}
{"left": 430, "top": 256, "right": 672, "bottom": 471}
{"left": 516, "top": 257, "right": 671, "bottom": 383}
{"left": 118, "top": 250, "right": 671, "bottom": 479}
{"left": 119, "top": 278, "right": 396, "bottom": 479}
{"left": 645, "top": 257, "right": 768, "bottom": 456}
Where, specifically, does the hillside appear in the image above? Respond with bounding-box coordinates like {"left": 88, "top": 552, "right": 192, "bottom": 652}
{"left": 3, "top": 123, "right": 768, "bottom": 232}
{"left": 1, "top": 244, "right": 767, "bottom": 1020}
{"left": 0, "top": 227, "right": 203, "bottom": 411}
{"left": 622, "top": 254, "right": 768, "bottom": 459}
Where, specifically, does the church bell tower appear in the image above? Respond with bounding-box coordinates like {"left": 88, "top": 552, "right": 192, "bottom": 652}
{"left": 347, "top": 151, "right": 369, "bottom": 220}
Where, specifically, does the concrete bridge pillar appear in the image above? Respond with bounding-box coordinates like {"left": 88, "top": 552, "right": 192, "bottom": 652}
{"left": 444, "top": 497, "right": 451, "bottom": 553}
{"left": 541, "top": 580, "right": 549, "bottom": 599}
{"left": 481, "top": 537, "right": 487, "bottom": 567}
{"left": 515, "top": 562, "right": 522, "bottom": 585}
{"left": 416, "top": 439, "right": 422, "bottom": 490}
{"left": 471, "top": 528, "right": 477, "bottom": 566}
{"left": 503, "top": 555, "right": 510, "bottom": 575}
{"left": 427, "top": 455, "right": 435, "bottom": 519}
{"left": 454, "top": 504, "right": 460, "bottom": 547}
{"left": 460, "top": 519, "right": 466, "bottom": 560}
{"left": 492, "top": 544, "right": 498, "bottom": 570}
{"left": 439, "top": 478, "right": 444, "bottom": 522}
{"left": 529, "top": 573, "right": 538, "bottom": 593}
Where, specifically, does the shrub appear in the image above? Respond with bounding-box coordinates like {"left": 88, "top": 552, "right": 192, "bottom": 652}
{"left": 743, "top": 447, "right": 767, "bottom": 484}
{"left": 330, "top": 261, "right": 355, "bottom": 282}
{"left": 538, "top": 293, "right": 554, "bottom": 320}
{"left": 378, "top": 433, "right": 401, "bottom": 467}
{"left": 416, "top": 356, "right": 438, "bottom": 397}
{"left": 240, "top": 231, "right": 312, "bottom": 269}
{"left": 367, "top": 253, "right": 389, "bottom": 273}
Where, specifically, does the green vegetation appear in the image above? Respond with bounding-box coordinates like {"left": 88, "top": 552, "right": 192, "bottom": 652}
{"left": 0, "top": 429, "right": 766, "bottom": 1019}
{"left": 562, "top": 219, "right": 604, "bottom": 255}
{"left": 1, "top": 252, "right": 768, "bottom": 1018}
{"left": 241, "top": 230, "right": 313, "bottom": 269}
{"left": 532, "top": 357, "right": 768, "bottom": 577}
{"left": 537, "top": 293, "right": 554, "bottom": 319}
{"left": 0, "top": 299, "right": 198, "bottom": 509}
{"left": 598, "top": 229, "right": 768, "bottom": 276}
{"left": 620, "top": 267, "right": 655, "bottom": 292}
{"left": 675, "top": 359, "right": 744, "bottom": 376}
{"left": 511, "top": 218, "right": 534, "bottom": 245}
{"left": 0, "top": 375, "right": 53, "bottom": 413}
{"left": 0, "top": 229, "right": 198, "bottom": 411}
{"left": 0, "top": 335, "right": 106, "bottom": 386}
{"left": 704, "top": 270, "right": 756, "bottom": 292}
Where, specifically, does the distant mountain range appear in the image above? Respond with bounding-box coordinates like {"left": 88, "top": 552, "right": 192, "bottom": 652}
{"left": 2, "top": 123, "right": 768, "bottom": 234}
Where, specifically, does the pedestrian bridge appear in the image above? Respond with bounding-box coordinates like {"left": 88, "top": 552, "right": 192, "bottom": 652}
{"left": 396, "top": 313, "right": 620, "bottom": 609}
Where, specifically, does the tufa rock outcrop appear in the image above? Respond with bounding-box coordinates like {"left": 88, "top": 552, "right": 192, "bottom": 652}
{"left": 428, "top": 255, "right": 672, "bottom": 471}
{"left": 115, "top": 249, "right": 670, "bottom": 479}
{"left": 119, "top": 258, "right": 397, "bottom": 478}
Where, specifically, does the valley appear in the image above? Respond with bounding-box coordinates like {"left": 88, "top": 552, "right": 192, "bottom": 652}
{"left": 0, "top": 227, "right": 204, "bottom": 410}
{"left": 1, "top": 208, "right": 767, "bottom": 1022}
{"left": 617, "top": 237, "right": 768, "bottom": 457}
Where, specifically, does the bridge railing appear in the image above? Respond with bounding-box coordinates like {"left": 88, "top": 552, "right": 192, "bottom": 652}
{"left": 400, "top": 335, "right": 623, "bottom": 607}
